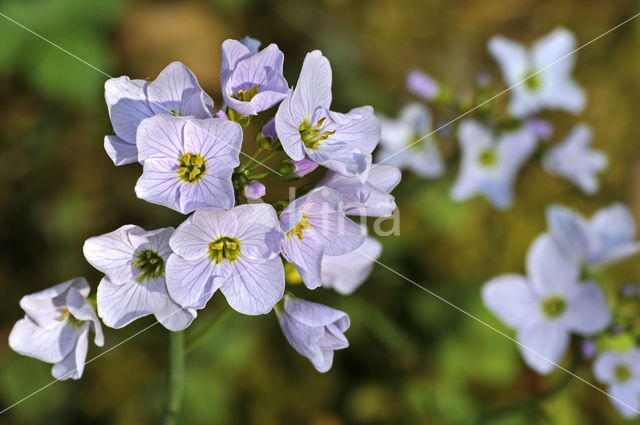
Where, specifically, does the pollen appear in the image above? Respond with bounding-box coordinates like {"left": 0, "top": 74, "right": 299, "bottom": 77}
{"left": 523, "top": 70, "right": 541, "bottom": 91}
{"left": 208, "top": 236, "right": 241, "bottom": 263}
{"left": 478, "top": 148, "right": 499, "bottom": 167}
{"left": 177, "top": 152, "right": 206, "bottom": 183}
{"left": 133, "top": 249, "right": 165, "bottom": 282}
{"left": 286, "top": 214, "right": 313, "bottom": 240}
{"left": 615, "top": 364, "right": 632, "bottom": 383}
{"left": 58, "top": 308, "right": 85, "bottom": 327}
{"left": 299, "top": 117, "right": 335, "bottom": 150}
{"left": 235, "top": 85, "right": 260, "bottom": 102}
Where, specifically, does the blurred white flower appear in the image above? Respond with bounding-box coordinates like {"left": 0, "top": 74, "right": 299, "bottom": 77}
{"left": 593, "top": 349, "right": 640, "bottom": 418}
{"left": 488, "top": 28, "right": 585, "bottom": 118}
{"left": 451, "top": 120, "right": 536, "bottom": 210}
{"left": 483, "top": 235, "right": 610, "bottom": 374}
{"left": 543, "top": 124, "right": 607, "bottom": 195}
{"left": 377, "top": 102, "right": 444, "bottom": 178}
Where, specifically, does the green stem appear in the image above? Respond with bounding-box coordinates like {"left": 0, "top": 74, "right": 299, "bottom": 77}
{"left": 161, "top": 331, "right": 185, "bottom": 425}
{"left": 185, "top": 309, "right": 233, "bottom": 355}
{"left": 247, "top": 171, "right": 274, "bottom": 180}
{"left": 243, "top": 148, "right": 263, "bottom": 168}
{"left": 247, "top": 150, "right": 280, "bottom": 171}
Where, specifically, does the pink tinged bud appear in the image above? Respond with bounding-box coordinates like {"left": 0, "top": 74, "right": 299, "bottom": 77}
{"left": 261, "top": 118, "right": 278, "bottom": 141}
{"left": 525, "top": 118, "right": 553, "bottom": 140}
{"left": 292, "top": 157, "right": 319, "bottom": 177}
{"left": 406, "top": 70, "right": 439, "bottom": 100}
{"left": 244, "top": 180, "right": 266, "bottom": 199}
{"left": 214, "top": 109, "right": 228, "bottom": 120}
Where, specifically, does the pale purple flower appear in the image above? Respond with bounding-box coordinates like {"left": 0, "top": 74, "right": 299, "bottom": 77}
{"left": 546, "top": 203, "right": 639, "bottom": 268}
{"left": 377, "top": 103, "right": 444, "bottom": 178}
{"left": 166, "top": 204, "right": 285, "bottom": 315}
{"left": 406, "top": 70, "right": 439, "bottom": 100}
{"left": 319, "top": 159, "right": 401, "bottom": 217}
{"left": 581, "top": 339, "right": 597, "bottom": 358}
{"left": 321, "top": 236, "right": 382, "bottom": 295}
{"left": 244, "top": 180, "right": 266, "bottom": 200}
{"left": 104, "top": 61, "right": 213, "bottom": 166}
{"left": 451, "top": 120, "right": 536, "bottom": 210}
{"left": 280, "top": 187, "right": 365, "bottom": 289}
{"left": 220, "top": 39, "right": 288, "bottom": 116}
{"left": 593, "top": 349, "right": 640, "bottom": 418}
{"left": 488, "top": 28, "right": 585, "bottom": 118}
{"left": 275, "top": 294, "right": 349, "bottom": 373}
{"left": 543, "top": 124, "right": 607, "bottom": 195}
{"left": 275, "top": 51, "right": 380, "bottom": 176}
{"left": 213, "top": 109, "right": 228, "bottom": 120}
{"left": 291, "top": 157, "right": 320, "bottom": 177}
{"left": 260, "top": 117, "right": 278, "bottom": 141}
{"left": 83, "top": 225, "right": 196, "bottom": 331}
{"left": 525, "top": 118, "right": 553, "bottom": 140}
{"left": 9, "top": 278, "right": 104, "bottom": 380}
{"left": 134, "top": 115, "right": 242, "bottom": 214}
{"left": 482, "top": 234, "right": 610, "bottom": 374}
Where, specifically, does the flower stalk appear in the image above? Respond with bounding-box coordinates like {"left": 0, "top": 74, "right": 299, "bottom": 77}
{"left": 162, "top": 330, "right": 185, "bottom": 425}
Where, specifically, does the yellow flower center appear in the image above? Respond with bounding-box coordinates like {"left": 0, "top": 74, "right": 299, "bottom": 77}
{"left": 286, "top": 214, "right": 313, "bottom": 240}
{"left": 299, "top": 117, "right": 335, "bottom": 150}
{"left": 541, "top": 296, "right": 567, "bottom": 318}
{"left": 523, "top": 70, "right": 541, "bottom": 91}
{"left": 208, "top": 236, "right": 241, "bottom": 263}
{"left": 177, "top": 153, "right": 206, "bottom": 183}
{"left": 58, "top": 308, "right": 85, "bottom": 327}
{"left": 478, "top": 148, "right": 499, "bottom": 167}
{"left": 615, "top": 365, "right": 632, "bottom": 383}
{"left": 133, "top": 249, "right": 165, "bottom": 282}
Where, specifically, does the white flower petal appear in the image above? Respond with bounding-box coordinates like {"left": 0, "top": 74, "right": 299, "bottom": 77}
{"left": 97, "top": 277, "right": 167, "bottom": 329}
{"left": 526, "top": 234, "right": 579, "bottom": 296}
{"left": 482, "top": 274, "right": 540, "bottom": 329}
{"left": 517, "top": 320, "right": 569, "bottom": 374}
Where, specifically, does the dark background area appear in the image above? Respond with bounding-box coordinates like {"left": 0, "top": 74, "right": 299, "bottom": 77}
{"left": 1, "top": 0, "right": 640, "bottom": 424}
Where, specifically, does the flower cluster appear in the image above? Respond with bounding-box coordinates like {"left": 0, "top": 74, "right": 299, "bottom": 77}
{"left": 483, "top": 203, "right": 640, "bottom": 416}
{"left": 378, "top": 28, "right": 607, "bottom": 210}
{"left": 8, "top": 37, "right": 400, "bottom": 378}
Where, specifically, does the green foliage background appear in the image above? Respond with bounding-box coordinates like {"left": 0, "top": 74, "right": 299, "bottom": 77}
{"left": 1, "top": 0, "right": 640, "bottom": 424}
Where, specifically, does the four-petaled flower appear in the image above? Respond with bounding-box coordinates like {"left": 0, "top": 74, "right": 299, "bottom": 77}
{"left": 275, "top": 294, "right": 350, "bottom": 373}
{"left": 9, "top": 278, "right": 104, "bottom": 380}
{"left": 488, "top": 28, "right": 585, "bottom": 118}
{"left": 166, "top": 204, "right": 285, "bottom": 315}
{"left": 319, "top": 159, "right": 401, "bottom": 217}
{"left": 451, "top": 120, "right": 536, "bottom": 210}
{"left": 279, "top": 187, "right": 365, "bottom": 290}
{"left": 275, "top": 51, "right": 380, "bottom": 176}
{"left": 221, "top": 39, "right": 288, "bottom": 116}
{"left": 543, "top": 124, "right": 607, "bottom": 195}
{"left": 135, "top": 115, "right": 242, "bottom": 214}
{"left": 83, "top": 225, "right": 196, "bottom": 331}
{"left": 593, "top": 349, "right": 640, "bottom": 418}
{"left": 105, "top": 62, "right": 214, "bottom": 165}
{"left": 482, "top": 234, "right": 610, "bottom": 374}
{"left": 546, "top": 203, "right": 640, "bottom": 268}
{"left": 377, "top": 102, "right": 444, "bottom": 178}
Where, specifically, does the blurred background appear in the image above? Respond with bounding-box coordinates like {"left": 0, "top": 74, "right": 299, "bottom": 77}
{"left": 1, "top": 0, "right": 640, "bottom": 424}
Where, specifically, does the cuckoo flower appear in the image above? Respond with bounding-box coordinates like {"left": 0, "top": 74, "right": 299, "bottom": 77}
{"left": 166, "top": 204, "right": 285, "bottom": 315}
{"left": 275, "top": 294, "right": 350, "bottom": 373}
{"left": 275, "top": 51, "right": 380, "bottom": 176}
{"left": 280, "top": 187, "right": 365, "bottom": 290}
{"left": 104, "top": 61, "right": 214, "bottom": 165}
{"left": 319, "top": 159, "right": 401, "bottom": 217}
{"left": 220, "top": 39, "right": 288, "bottom": 116}
{"left": 543, "top": 124, "right": 607, "bottom": 195}
{"left": 134, "top": 115, "right": 242, "bottom": 214}
{"left": 9, "top": 278, "right": 104, "bottom": 380}
{"left": 451, "top": 120, "right": 536, "bottom": 210}
{"left": 377, "top": 102, "right": 444, "bottom": 178}
{"left": 321, "top": 236, "right": 382, "bottom": 295}
{"left": 488, "top": 28, "right": 585, "bottom": 118}
{"left": 83, "top": 225, "right": 196, "bottom": 331}
{"left": 593, "top": 349, "right": 640, "bottom": 418}
{"left": 482, "top": 235, "right": 610, "bottom": 374}
{"left": 244, "top": 180, "right": 266, "bottom": 200}
{"left": 546, "top": 203, "right": 640, "bottom": 268}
